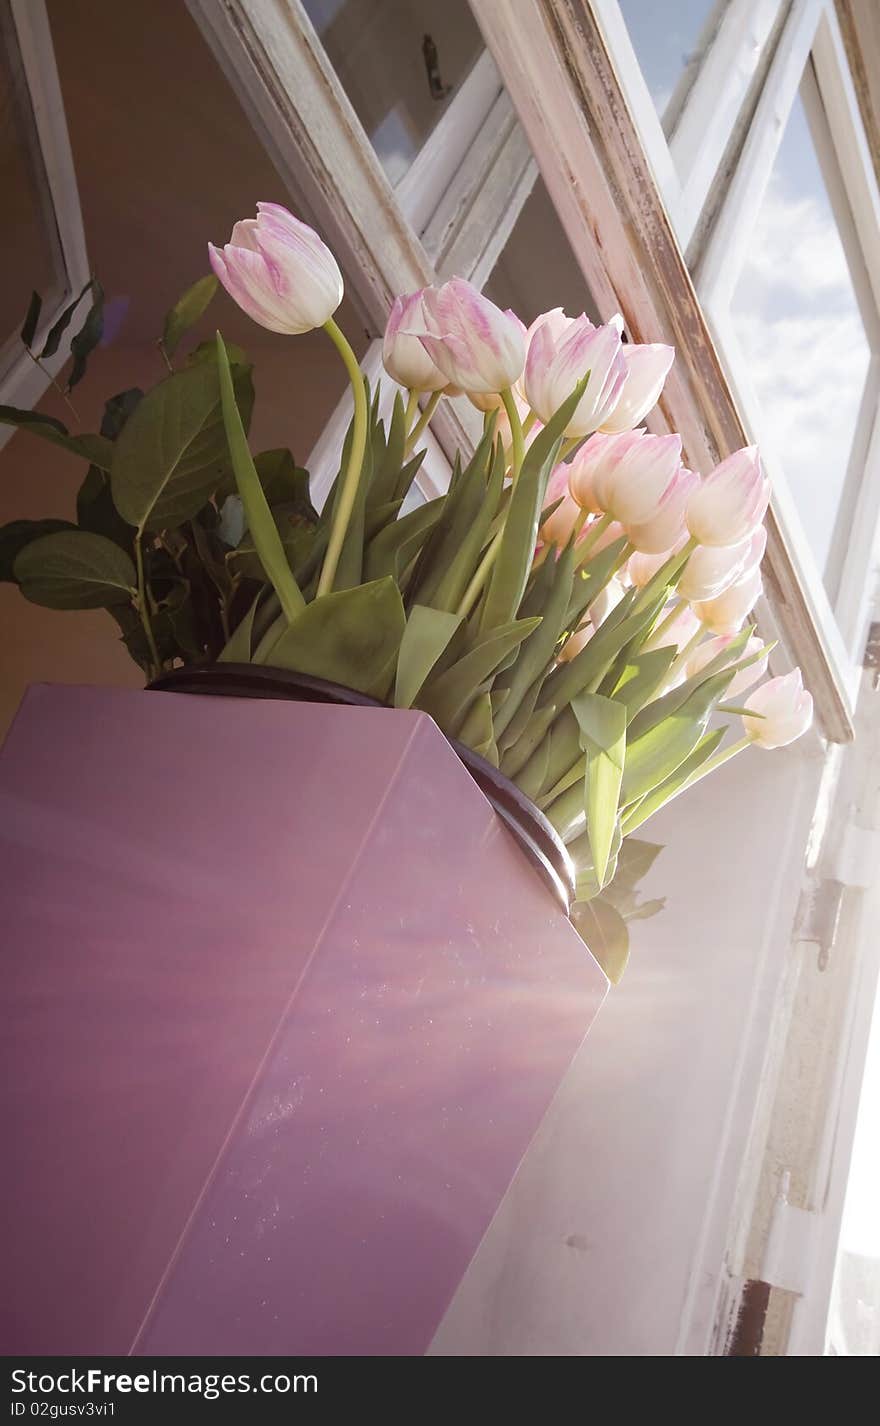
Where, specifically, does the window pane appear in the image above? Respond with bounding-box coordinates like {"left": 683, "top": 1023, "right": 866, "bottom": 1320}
{"left": 731, "top": 76, "right": 873, "bottom": 583}
{"left": 617, "top": 0, "right": 724, "bottom": 135}
{"left": 483, "top": 177, "right": 602, "bottom": 327}
{"left": 302, "top": 0, "right": 484, "bottom": 187}
{"left": 0, "top": 1, "right": 66, "bottom": 368}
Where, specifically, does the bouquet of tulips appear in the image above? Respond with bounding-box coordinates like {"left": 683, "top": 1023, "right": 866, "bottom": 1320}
{"left": 0, "top": 203, "right": 813, "bottom": 978}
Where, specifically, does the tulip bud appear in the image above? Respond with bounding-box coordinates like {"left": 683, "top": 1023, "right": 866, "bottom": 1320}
{"left": 686, "top": 633, "right": 768, "bottom": 699}
{"left": 382, "top": 292, "right": 448, "bottom": 391}
{"left": 678, "top": 537, "right": 749, "bottom": 602}
{"left": 628, "top": 544, "right": 681, "bottom": 588}
{"left": 692, "top": 566, "right": 762, "bottom": 634}
{"left": 569, "top": 429, "right": 645, "bottom": 511}
{"left": 627, "top": 465, "right": 700, "bottom": 553}
{"left": 600, "top": 432, "right": 682, "bottom": 527}
{"left": 686, "top": 446, "right": 770, "bottom": 547}
{"left": 541, "top": 492, "right": 583, "bottom": 549}
{"left": 524, "top": 311, "right": 626, "bottom": 437}
{"left": 209, "top": 203, "right": 343, "bottom": 334}
{"left": 742, "top": 669, "right": 813, "bottom": 749}
{"left": 600, "top": 341, "right": 674, "bottom": 432}
{"left": 403, "top": 278, "right": 525, "bottom": 395}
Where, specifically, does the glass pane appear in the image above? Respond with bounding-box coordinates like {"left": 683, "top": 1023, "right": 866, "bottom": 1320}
{"left": 483, "top": 177, "right": 602, "bottom": 327}
{"left": 303, "top": 0, "right": 484, "bottom": 186}
{"left": 617, "top": 0, "right": 724, "bottom": 134}
{"left": 0, "top": 1, "right": 66, "bottom": 366}
{"left": 731, "top": 76, "right": 873, "bottom": 583}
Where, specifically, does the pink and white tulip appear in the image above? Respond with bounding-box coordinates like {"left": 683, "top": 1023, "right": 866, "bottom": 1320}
{"left": 209, "top": 203, "right": 343, "bottom": 334}
{"left": 600, "top": 341, "right": 674, "bottom": 432}
{"left": 692, "top": 566, "right": 762, "bottom": 634}
{"left": 404, "top": 278, "right": 525, "bottom": 395}
{"left": 678, "top": 537, "right": 750, "bottom": 602}
{"left": 687, "top": 446, "right": 770, "bottom": 547}
{"left": 644, "top": 602, "right": 701, "bottom": 652}
{"left": 382, "top": 292, "right": 448, "bottom": 391}
{"left": 742, "top": 669, "right": 813, "bottom": 749}
{"left": 627, "top": 465, "right": 700, "bottom": 553}
{"left": 686, "top": 634, "right": 768, "bottom": 699}
{"left": 627, "top": 542, "right": 683, "bottom": 588}
{"left": 598, "top": 432, "right": 682, "bottom": 526}
{"left": 569, "top": 429, "right": 645, "bottom": 512}
{"left": 524, "top": 310, "right": 625, "bottom": 437}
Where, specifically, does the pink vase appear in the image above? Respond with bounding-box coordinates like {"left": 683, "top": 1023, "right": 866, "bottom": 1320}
{"left": 0, "top": 684, "right": 607, "bottom": 1355}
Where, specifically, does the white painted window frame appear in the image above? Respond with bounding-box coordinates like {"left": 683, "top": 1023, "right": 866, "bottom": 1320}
{"left": 592, "top": 0, "right": 786, "bottom": 249}
{"left": 695, "top": 0, "right": 880, "bottom": 708}
{"left": 0, "top": 0, "right": 89, "bottom": 425}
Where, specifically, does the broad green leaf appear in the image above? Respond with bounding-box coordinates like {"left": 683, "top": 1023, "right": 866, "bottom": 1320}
{"left": 622, "top": 728, "right": 725, "bottom": 834}
{"left": 40, "top": 280, "right": 92, "bottom": 359}
{"left": 565, "top": 536, "right": 630, "bottom": 628}
{"left": 267, "top": 576, "right": 406, "bottom": 699}
{"left": 218, "top": 590, "right": 262, "bottom": 663}
{"left": 516, "top": 726, "right": 552, "bottom": 802}
{"left": 571, "top": 691, "right": 627, "bottom": 887}
{"left": 0, "top": 519, "right": 77, "bottom": 582}
{"left": 67, "top": 280, "right": 104, "bottom": 391}
{"left": 253, "top": 448, "right": 316, "bottom": 520}
{"left": 77, "top": 466, "right": 136, "bottom": 550}
{"left": 20, "top": 291, "right": 42, "bottom": 348}
{"left": 364, "top": 496, "right": 444, "bottom": 584}
{"left": 495, "top": 538, "right": 577, "bottom": 739}
{"left": 111, "top": 360, "right": 233, "bottom": 531}
{"left": 608, "top": 645, "right": 677, "bottom": 720}
{"left": 540, "top": 706, "right": 582, "bottom": 792}
{"left": 571, "top": 896, "right": 629, "bottom": 983}
{"left": 458, "top": 690, "right": 495, "bottom": 755}
{"left": 410, "top": 431, "right": 496, "bottom": 607}
{"left": 476, "top": 380, "right": 590, "bottom": 637}
{"left": 431, "top": 440, "right": 506, "bottom": 613}
{"left": 418, "top": 617, "right": 541, "bottom": 733}
{"left": 162, "top": 275, "right": 219, "bottom": 359}
{"left": 0, "top": 405, "right": 112, "bottom": 468}
{"left": 215, "top": 334, "right": 304, "bottom": 620}
{"left": 544, "top": 780, "right": 588, "bottom": 843}
{"left": 14, "top": 530, "right": 136, "bottom": 609}
{"left": 501, "top": 701, "right": 558, "bottom": 780}
{"left": 100, "top": 388, "right": 144, "bottom": 439}
{"left": 621, "top": 674, "right": 731, "bottom": 807}
{"left": 394, "top": 605, "right": 462, "bottom": 708}
{"left": 230, "top": 504, "right": 314, "bottom": 582}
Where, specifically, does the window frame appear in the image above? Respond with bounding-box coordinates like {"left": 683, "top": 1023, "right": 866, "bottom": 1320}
{"left": 694, "top": 0, "right": 880, "bottom": 706}
{"left": 592, "top": 0, "right": 787, "bottom": 249}
{"left": 0, "top": 0, "right": 89, "bottom": 427}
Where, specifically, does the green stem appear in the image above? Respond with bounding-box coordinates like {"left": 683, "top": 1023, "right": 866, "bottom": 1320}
{"left": 667, "top": 626, "right": 705, "bottom": 682}
{"left": 404, "top": 389, "right": 442, "bottom": 457}
{"left": 621, "top": 735, "right": 751, "bottom": 835}
{"left": 522, "top": 411, "right": 537, "bottom": 438}
{"left": 403, "top": 388, "right": 420, "bottom": 434}
{"left": 573, "top": 511, "right": 611, "bottom": 563}
{"left": 631, "top": 536, "right": 697, "bottom": 619}
{"left": 500, "top": 387, "right": 524, "bottom": 487}
{"left": 651, "top": 599, "right": 685, "bottom": 646}
{"left": 317, "top": 318, "right": 370, "bottom": 598}
{"left": 134, "top": 532, "right": 161, "bottom": 676}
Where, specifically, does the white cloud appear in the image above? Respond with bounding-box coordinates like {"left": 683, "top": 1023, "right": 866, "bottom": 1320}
{"left": 732, "top": 176, "right": 872, "bottom": 573}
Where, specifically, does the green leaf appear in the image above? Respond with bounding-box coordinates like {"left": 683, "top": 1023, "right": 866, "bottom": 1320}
{"left": 76, "top": 465, "right": 136, "bottom": 550}
{"left": 500, "top": 701, "right": 557, "bottom": 780}
{"left": 430, "top": 440, "right": 506, "bottom": 613}
{"left": 20, "top": 291, "right": 42, "bottom": 348}
{"left": 458, "top": 691, "right": 495, "bottom": 756}
{"left": 267, "top": 576, "right": 406, "bottom": 699}
{"left": 394, "top": 605, "right": 463, "bottom": 709}
{"left": 612, "top": 837, "right": 664, "bottom": 892}
{"left": 540, "top": 591, "right": 662, "bottom": 711}
{"left": 495, "top": 539, "right": 576, "bottom": 739}
{"left": 253, "top": 449, "right": 317, "bottom": 520}
{"left": 14, "top": 530, "right": 137, "bottom": 609}
{"left": 218, "top": 589, "right": 262, "bottom": 663}
{"left": 162, "top": 275, "right": 219, "bottom": 359}
{"left": 111, "top": 354, "right": 233, "bottom": 532}
{"left": 369, "top": 391, "right": 408, "bottom": 510}
{"left": 0, "top": 405, "right": 112, "bottom": 468}
{"left": 40, "top": 280, "right": 93, "bottom": 359}
{"left": 621, "top": 671, "right": 732, "bottom": 807}
{"left": 100, "top": 388, "right": 144, "bottom": 439}
{"left": 67, "top": 280, "right": 104, "bottom": 391}
{"left": 418, "top": 617, "right": 542, "bottom": 734}
{"left": 621, "top": 728, "right": 725, "bottom": 834}
{"left": 516, "top": 724, "right": 553, "bottom": 802}
{"left": 609, "top": 646, "right": 678, "bottom": 720}
{"left": 570, "top": 896, "right": 629, "bottom": 983}
{"left": 571, "top": 691, "right": 627, "bottom": 887}
{"left": 408, "top": 433, "right": 495, "bottom": 607}
{"left": 0, "top": 518, "right": 77, "bottom": 582}
{"left": 364, "top": 495, "right": 444, "bottom": 584}
{"left": 214, "top": 333, "right": 304, "bottom": 620}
